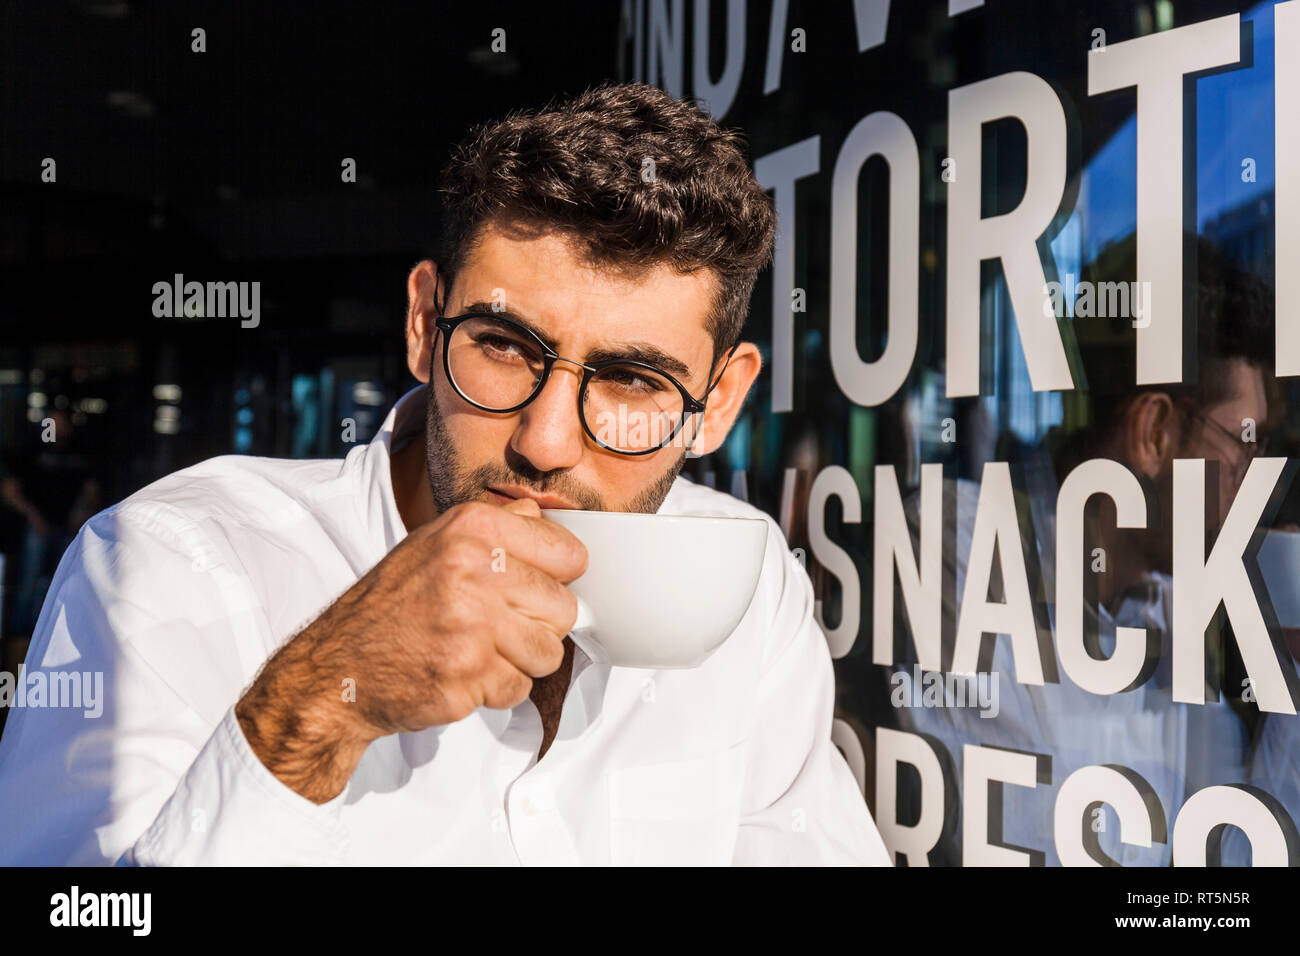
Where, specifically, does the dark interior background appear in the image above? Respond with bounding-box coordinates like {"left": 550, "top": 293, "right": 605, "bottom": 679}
{"left": 0, "top": 1, "right": 624, "bottom": 506}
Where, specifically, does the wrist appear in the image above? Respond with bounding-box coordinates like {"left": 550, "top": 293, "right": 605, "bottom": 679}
{"left": 235, "top": 643, "right": 372, "bottom": 804}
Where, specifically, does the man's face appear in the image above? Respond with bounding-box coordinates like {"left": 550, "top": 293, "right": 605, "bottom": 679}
{"left": 1114, "top": 358, "right": 1267, "bottom": 581}
{"left": 408, "top": 222, "right": 728, "bottom": 515}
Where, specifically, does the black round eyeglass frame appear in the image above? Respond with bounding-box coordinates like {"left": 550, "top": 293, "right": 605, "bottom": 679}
{"left": 432, "top": 311, "right": 739, "bottom": 457}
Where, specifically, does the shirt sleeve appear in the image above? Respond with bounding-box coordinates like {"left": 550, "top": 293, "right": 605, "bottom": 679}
{"left": 731, "top": 523, "right": 893, "bottom": 866}
{"left": 0, "top": 504, "right": 351, "bottom": 865}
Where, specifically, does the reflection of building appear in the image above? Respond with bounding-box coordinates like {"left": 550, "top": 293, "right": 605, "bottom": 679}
{"left": 1203, "top": 192, "right": 1276, "bottom": 285}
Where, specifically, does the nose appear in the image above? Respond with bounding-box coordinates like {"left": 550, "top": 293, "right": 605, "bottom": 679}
{"left": 509, "top": 359, "right": 587, "bottom": 471}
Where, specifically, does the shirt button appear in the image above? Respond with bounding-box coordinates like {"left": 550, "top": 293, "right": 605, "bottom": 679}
{"left": 1124, "top": 847, "right": 1138, "bottom": 864}
{"left": 520, "top": 796, "right": 537, "bottom": 817}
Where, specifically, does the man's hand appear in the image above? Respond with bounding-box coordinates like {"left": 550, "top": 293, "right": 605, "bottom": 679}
{"left": 234, "top": 496, "right": 587, "bottom": 803}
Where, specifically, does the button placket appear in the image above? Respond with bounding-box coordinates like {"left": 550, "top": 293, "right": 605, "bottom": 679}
{"left": 501, "top": 658, "right": 613, "bottom": 864}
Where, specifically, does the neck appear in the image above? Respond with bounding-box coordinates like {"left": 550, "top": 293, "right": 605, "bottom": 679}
{"left": 390, "top": 430, "right": 438, "bottom": 533}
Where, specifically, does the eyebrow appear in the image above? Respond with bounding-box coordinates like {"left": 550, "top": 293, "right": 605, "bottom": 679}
{"left": 460, "top": 302, "right": 695, "bottom": 380}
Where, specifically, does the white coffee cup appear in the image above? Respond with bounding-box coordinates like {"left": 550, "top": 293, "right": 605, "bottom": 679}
{"left": 540, "top": 508, "right": 769, "bottom": 668}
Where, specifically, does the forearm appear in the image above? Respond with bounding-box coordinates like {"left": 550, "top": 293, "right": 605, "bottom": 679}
{"left": 235, "top": 628, "right": 371, "bottom": 804}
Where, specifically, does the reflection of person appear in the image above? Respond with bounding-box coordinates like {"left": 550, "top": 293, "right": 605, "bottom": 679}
{"left": 1, "top": 406, "right": 100, "bottom": 649}
{"left": 886, "top": 239, "right": 1276, "bottom": 866}
{"left": 0, "top": 84, "right": 891, "bottom": 865}
{"left": 1221, "top": 432, "right": 1300, "bottom": 867}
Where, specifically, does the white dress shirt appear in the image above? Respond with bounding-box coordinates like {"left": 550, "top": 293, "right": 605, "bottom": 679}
{"left": 0, "top": 383, "right": 891, "bottom": 866}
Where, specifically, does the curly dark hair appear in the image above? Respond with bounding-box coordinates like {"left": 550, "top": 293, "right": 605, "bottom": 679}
{"left": 434, "top": 82, "right": 776, "bottom": 368}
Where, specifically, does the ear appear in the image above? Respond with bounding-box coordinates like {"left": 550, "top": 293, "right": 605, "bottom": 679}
{"left": 405, "top": 260, "right": 445, "bottom": 382}
{"left": 685, "top": 342, "right": 762, "bottom": 457}
{"left": 1124, "top": 392, "right": 1179, "bottom": 481}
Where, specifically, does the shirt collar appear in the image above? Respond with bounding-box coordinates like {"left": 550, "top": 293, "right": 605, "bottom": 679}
{"left": 383, "top": 382, "right": 429, "bottom": 457}
{"left": 360, "top": 382, "right": 427, "bottom": 551}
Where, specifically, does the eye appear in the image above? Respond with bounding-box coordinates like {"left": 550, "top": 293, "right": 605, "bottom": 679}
{"left": 474, "top": 332, "right": 532, "bottom": 360}
{"left": 601, "top": 367, "right": 668, "bottom": 392}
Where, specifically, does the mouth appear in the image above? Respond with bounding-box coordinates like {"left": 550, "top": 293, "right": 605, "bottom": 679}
{"left": 487, "top": 485, "right": 581, "bottom": 510}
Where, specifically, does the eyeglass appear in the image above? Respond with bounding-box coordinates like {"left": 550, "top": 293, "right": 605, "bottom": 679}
{"left": 1183, "top": 407, "right": 1267, "bottom": 484}
{"left": 431, "top": 309, "right": 738, "bottom": 456}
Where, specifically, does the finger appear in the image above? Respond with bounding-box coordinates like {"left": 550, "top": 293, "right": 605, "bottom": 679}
{"left": 468, "top": 501, "right": 589, "bottom": 583}
{"left": 495, "top": 553, "right": 582, "bottom": 638}
{"left": 494, "top": 624, "right": 568, "bottom": 679}
{"left": 480, "top": 657, "right": 535, "bottom": 710}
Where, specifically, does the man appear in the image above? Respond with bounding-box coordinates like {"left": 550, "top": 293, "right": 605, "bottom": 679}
{"left": 0, "top": 83, "right": 891, "bottom": 866}
{"left": 884, "top": 238, "right": 1272, "bottom": 865}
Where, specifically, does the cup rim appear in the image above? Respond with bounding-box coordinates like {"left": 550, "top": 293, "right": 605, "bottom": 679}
{"left": 539, "top": 507, "right": 768, "bottom": 529}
